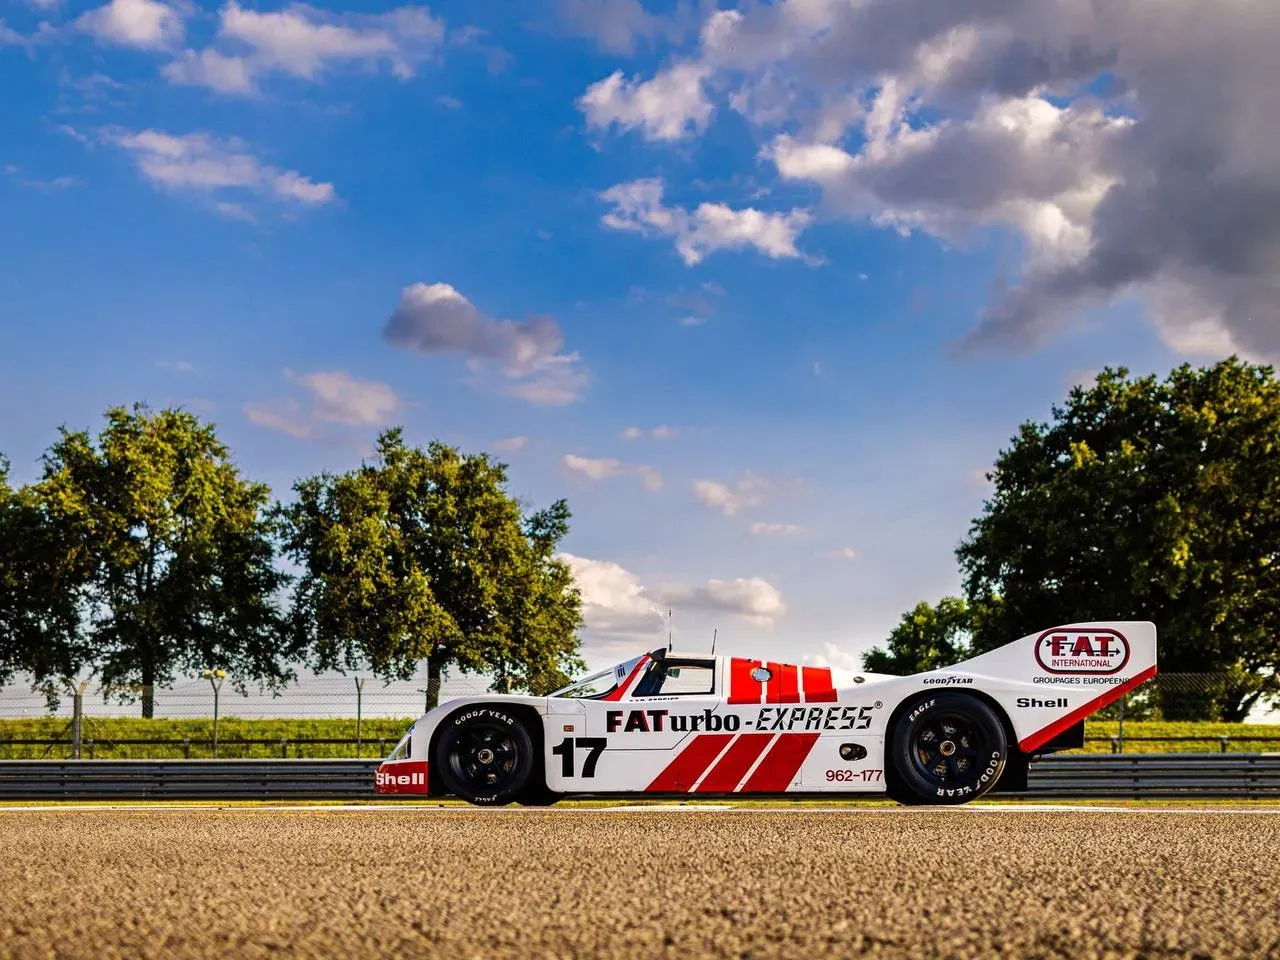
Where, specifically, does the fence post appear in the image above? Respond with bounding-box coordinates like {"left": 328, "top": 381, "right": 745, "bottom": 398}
{"left": 183, "top": 738, "right": 190, "bottom": 759}
{"left": 71, "top": 685, "right": 84, "bottom": 760}
{"left": 1110, "top": 735, "right": 1120, "bottom": 754}
{"left": 1220, "top": 735, "right": 1229, "bottom": 753}
{"left": 281, "top": 737, "right": 288, "bottom": 759}
{"left": 86, "top": 739, "right": 94, "bottom": 759}
{"left": 355, "top": 677, "right": 364, "bottom": 759}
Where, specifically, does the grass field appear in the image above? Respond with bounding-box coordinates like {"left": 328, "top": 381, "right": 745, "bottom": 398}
{"left": 2, "top": 715, "right": 1280, "bottom": 759}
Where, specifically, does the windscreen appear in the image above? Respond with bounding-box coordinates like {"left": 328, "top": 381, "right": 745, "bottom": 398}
{"left": 550, "top": 654, "right": 647, "bottom": 698}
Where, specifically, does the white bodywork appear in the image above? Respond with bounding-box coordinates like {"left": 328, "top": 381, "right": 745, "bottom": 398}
{"left": 375, "top": 621, "right": 1156, "bottom": 797}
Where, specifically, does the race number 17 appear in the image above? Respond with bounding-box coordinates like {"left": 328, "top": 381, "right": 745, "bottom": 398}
{"left": 552, "top": 737, "right": 607, "bottom": 777}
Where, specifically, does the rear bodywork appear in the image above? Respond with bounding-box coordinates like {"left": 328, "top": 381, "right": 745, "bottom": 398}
{"left": 375, "top": 620, "right": 1156, "bottom": 798}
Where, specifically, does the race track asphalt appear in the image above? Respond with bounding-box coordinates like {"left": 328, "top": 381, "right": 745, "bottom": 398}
{"left": 0, "top": 807, "right": 1277, "bottom": 959}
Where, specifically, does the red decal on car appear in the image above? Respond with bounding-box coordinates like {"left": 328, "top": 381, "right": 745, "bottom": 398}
{"left": 374, "top": 760, "right": 429, "bottom": 794}
{"left": 740, "top": 733, "right": 820, "bottom": 792}
{"left": 600, "top": 655, "right": 650, "bottom": 701}
{"left": 801, "top": 666, "right": 836, "bottom": 702}
{"left": 645, "top": 733, "right": 735, "bottom": 792}
{"left": 728, "top": 657, "right": 766, "bottom": 704}
{"left": 693, "top": 733, "right": 774, "bottom": 793}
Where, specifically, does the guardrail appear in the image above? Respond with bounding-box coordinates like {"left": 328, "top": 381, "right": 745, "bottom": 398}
{"left": 8, "top": 734, "right": 1280, "bottom": 760}
{"left": 0, "top": 754, "right": 1278, "bottom": 801}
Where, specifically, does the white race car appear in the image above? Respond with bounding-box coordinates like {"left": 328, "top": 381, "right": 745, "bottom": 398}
{"left": 374, "top": 620, "right": 1156, "bottom": 805}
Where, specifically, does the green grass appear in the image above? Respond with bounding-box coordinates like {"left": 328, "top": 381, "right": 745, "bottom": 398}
{"left": 0, "top": 716, "right": 416, "bottom": 759}
{"left": 2, "top": 717, "right": 1279, "bottom": 760}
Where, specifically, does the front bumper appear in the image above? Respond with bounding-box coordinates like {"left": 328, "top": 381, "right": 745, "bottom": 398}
{"left": 374, "top": 760, "right": 429, "bottom": 795}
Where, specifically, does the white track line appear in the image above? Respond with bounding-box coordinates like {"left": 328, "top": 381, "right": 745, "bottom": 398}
{"left": 2, "top": 803, "right": 1280, "bottom": 814}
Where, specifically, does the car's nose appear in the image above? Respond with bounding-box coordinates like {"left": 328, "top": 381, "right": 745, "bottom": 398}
{"left": 374, "top": 760, "right": 429, "bottom": 795}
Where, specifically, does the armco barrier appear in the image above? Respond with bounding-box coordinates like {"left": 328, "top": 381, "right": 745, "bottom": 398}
{"left": 0, "top": 754, "right": 1278, "bottom": 801}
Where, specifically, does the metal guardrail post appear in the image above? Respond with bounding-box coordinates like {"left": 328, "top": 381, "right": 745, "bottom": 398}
{"left": 281, "top": 737, "right": 288, "bottom": 759}
{"left": 86, "top": 739, "right": 94, "bottom": 759}
{"left": 183, "top": 738, "right": 190, "bottom": 759}
{"left": 1220, "top": 735, "right": 1229, "bottom": 753}
{"left": 1111, "top": 736, "right": 1120, "bottom": 754}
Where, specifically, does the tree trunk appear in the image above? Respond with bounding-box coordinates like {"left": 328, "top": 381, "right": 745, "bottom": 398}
{"left": 425, "top": 658, "right": 442, "bottom": 711}
{"left": 141, "top": 659, "right": 155, "bottom": 719}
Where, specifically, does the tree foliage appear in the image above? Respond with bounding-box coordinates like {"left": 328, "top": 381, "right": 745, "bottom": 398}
{"left": 956, "top": 357, "right": 1280, "bottom": 721}
{"left": 862, "top": 597, "right": 973, "bottom": 675}
{"left": 22, "top": 405, "right": 293, "bottom": 716}
{"left": 278, "top": 429, "right": 585, "bottom": 707}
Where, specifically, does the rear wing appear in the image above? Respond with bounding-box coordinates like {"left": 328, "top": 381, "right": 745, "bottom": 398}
{"left": 948, "top": 620, "right": 1158, "bottom": 753}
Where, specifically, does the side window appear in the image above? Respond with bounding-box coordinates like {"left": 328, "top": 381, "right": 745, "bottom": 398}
{"left": 634, "top": 660, "right": 716, "bottom": 696}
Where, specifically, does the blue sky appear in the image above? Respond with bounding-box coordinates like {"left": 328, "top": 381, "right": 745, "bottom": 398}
{"left": 0, "top": 0, "right": 1242, "bottom": 694}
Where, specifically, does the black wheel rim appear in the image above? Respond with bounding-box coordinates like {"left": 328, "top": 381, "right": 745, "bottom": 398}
{"left": 448, "top": 721, "right": 521, "bottom": 793}
{"left": 910, "top": 711, "right": 986, "bottom": 786}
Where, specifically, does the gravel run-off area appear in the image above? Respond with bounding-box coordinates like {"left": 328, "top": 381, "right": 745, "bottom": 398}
{"left": 1, "top": 807, "right": 1278, "bottom": 959}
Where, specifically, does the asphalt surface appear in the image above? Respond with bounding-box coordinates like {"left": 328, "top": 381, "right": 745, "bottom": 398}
{"left": 1, "top": 808, "right": 1277, "bottom": 959}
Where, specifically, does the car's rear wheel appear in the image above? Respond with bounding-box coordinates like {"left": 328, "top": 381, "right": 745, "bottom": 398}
{"left": 433, "top": 706, "right": 535, "bottom": 806}
{"left": 888, "top": 692, "right": 1008, "bottom": 805}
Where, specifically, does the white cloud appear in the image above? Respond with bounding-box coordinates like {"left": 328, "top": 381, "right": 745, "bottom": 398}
{"left": 808, "top": 641, "right": 864, "bottom": 673}
{"left": 620, "top": 424, "right": 677, "bottom": 440}
{"left": 243, "top": 399, "right": 317, "bottom": 440}
{"left": 163, "top": 1, "right": 446, "bottom": 96}
{"left": 245, "top": 369, "right": 400, "bottom": 440}
{"left": 747, "top": 521, "right": 805, "bottom": 536}
{"left": 383, "top": 282, "right": 588, "bottom": 405}
{"left": 829, "top": 547, "right": 859, "bottom": 561}
{"left": 581, "top": 0, "right": 1280, "bottom": 360}
{"left": 556, "top": 0, "right": 694, "bottom": 55}
{"left": 75, "top": 0, "right": 185, "bottom": 50}
{"left": 491, "top": 435, "right": 527, "bottom": 453}
{"left": 101, "top": 128, "right": 336, "bottom": 214}
{"left": 692, "top": 472, "right": 776, "bottom": 516}
{"left": 601, "top": 178, "right": 814, "bottom": 266}
{"left": 579, "top": 61, "right": 713, "bottom": 141}
{"left": 558, "top": 552, "right": 787, "bottom": 636}
{"left": 285, "top": 369, "right": 400, "bottom": 425}
{"left": 563, "top": 454, "right": 662, "bottom": 490}
{"left": 156, "top": 359, "right": 195, "bottom": 372}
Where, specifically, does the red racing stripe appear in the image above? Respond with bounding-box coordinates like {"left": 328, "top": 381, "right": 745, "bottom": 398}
{"left": 1019, "top": 665, "right": 1158, "bottom": 752}
{"left": 693, "top": 733, "right": 774, "bottom": 793}
{"left": 777, "top": 664, "right": 801, "bottom": 703}
{"left": 728, "top": 657, "right": 765, "bottom": 704}
{"left": 801, "top": 666, "right": 836, "bottom": 703}
{"left": 740, "top": 733, "right": 820, "bottom": 792}
{"left": 645, "top": 733, "right": 735, "bottom": 792}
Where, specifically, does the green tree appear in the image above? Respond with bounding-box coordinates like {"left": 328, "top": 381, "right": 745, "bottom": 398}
{"left": 957, "top": 357, "right": 1280, "bottom": 721}
{"left": 278, "top": 428, "right": 585, "bottom": 708}
{"left": 0, "top": 454, "right": 90, "bottom": 697}
{"left": 862, "top": 597, "right": 973, "bottom": 674}
{"left": 26, "top": 405, "right": 293, "bottom": 716}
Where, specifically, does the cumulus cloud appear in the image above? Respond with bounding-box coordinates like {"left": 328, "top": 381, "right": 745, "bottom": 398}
{"left": 620, "top": 424, "right": 677, "bottom": 440}
{"left": 558, "top": 553, "right": 786, "bottom": 636}
{"left": 601, "top": 178, "right": 814, "bottom": 266}
{"left": 692, "top": 472, "right": 780, "bottom": 516}
{"left": 75, "top": 0, "right": 185, "bottom": 51}
{"left": 384, "top": 282, "right": 588, "bottom": 405}
{"left": 747, "top": 521, "right": 805, "bottom": 536}
{"left": 563, "top": 454, "right": 662, "bottom": 490}
{"left": 244, "top": 369, "right": 399, "bottom": 440}
{"left": 100, "top": 128, "right": 336, "bottom": 215}
{"left": 581, "top": 0, "right": 1280, "bottom": 360}
{"left": 579, "top": 62, "right": 713, "bottom": 141}
{"left": 162, "top": 1, "right": 445, "bottom": 96}
{"left": 556, "top": 0, "right": 695, "bottom": 55}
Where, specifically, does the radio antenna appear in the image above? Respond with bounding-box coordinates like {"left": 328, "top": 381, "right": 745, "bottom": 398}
{"left": 667, "top": 607, "right": 673, "bottom": 652}
{"left": 711, "top": 628, "right": 717, "bottom": 655}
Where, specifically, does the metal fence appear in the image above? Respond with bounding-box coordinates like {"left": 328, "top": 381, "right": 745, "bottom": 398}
{"left": 1, "top": 754, "right": 1277, "bottom": 801}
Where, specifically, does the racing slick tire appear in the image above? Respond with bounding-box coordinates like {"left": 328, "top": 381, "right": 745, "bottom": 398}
{"left": 887, "top": 692, "right": 1008, "bottom": 805}
{"left": 433, "top": 705, "right": 536, "bottom": 806}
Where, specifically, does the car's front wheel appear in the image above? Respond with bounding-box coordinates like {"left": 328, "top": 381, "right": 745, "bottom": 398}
{"left": 433, "top": 706, "right": 536, "bottom": 806}
{"left": 887, "top": 692, "right": 1009, "bottom": 805}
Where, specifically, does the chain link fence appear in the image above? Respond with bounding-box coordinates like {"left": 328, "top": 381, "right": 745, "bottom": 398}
{"left": 1, "top": 666, "right": 1277, "bottom": 760}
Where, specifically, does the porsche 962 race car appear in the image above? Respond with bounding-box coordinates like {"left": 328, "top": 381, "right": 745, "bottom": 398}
{"left": 375, "top": 620, "right": 1156, "bottom": 805}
